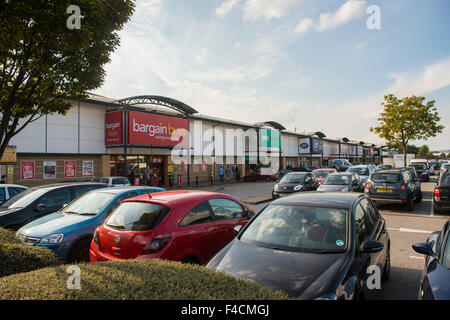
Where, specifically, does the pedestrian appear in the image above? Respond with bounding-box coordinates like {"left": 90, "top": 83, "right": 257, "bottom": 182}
{"left": 219, "top": 166, "right": 224, "bottom": 183}
{"left": 129, "top": 169, "right": 135, "bottom": 185}
{"left": 225, "top": 166, "right": 232, "bottom": 183}
{"left": 236, "top": 167, "right": 241, "bottom": 182}
{"left": 0, "top": 175, "right": 5, "bottom": 184}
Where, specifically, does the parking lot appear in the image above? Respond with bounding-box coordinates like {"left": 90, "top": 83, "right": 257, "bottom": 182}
{"left": 194, "top": 177, "right": 450, "bottom": 300}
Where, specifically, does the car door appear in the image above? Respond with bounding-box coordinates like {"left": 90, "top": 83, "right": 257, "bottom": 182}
{"left": 7, "top": 186, "right": 27, "bottom": 200}
{"left": 31, "top": 187, "right": 72, "bottom": 222}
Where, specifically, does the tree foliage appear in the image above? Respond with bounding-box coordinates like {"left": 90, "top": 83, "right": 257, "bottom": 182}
{"left": 370, "top": 94, "right": 444, "bottom": 166}
{"left": 0, "top": 0, "right": 135, "bottom": 158}
{"left": 417, "top": 145, "right": 430, "bottom": 157}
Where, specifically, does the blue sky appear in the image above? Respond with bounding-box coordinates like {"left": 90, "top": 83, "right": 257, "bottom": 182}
{"left": 94, "top": 0, "right": 450, "bottom": 150}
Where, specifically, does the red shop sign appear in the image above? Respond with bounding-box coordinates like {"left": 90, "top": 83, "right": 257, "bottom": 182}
{"left": 128, "top": 110, "right": 189, "bottom": 147}
{"left": 64, "top": 160, "right": 76, "bottom": 178}
{"left": 20, "top": 161, "right": 35, "bottom": 180}
{"left": 105, "top": 110, "right": 124, "bottom": 145}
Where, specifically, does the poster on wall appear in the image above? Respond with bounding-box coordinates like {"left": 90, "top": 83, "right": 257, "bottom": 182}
{"left": 202, "top": 160, "right": 207, "bottom": 171}
{"left": 298, "top": 138, "right": 310, "bottom": 154}
{"left": 82, "top": 161, "right": 94, "bottom": 177}
{"left": 43, "top": 161, "right": 57, "bottom": 179}
{"left": 20, "top": 161, "right": 35, "bottom": 180}
{"left": 64, "top": 160, "right": 76, "bottom": 178}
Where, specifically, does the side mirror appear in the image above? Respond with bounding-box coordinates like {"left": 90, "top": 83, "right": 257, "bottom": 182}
{"left": 362, "top": 240, "right": 384, "bottom": 254}
{"left": 412, "top": 243, "right": 439, "bottom": 260}
{"left": 233, "top": 225, "right": 243, "bottom": 234}
{"left": 246, "top": 209, "right": 255, "bottom": 218}
{"left": 35, "top": 203, "right": 46, "bottom": 212}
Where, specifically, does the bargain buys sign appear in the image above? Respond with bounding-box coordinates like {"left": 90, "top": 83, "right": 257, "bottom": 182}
{"left": 105, "top": 111, "right": 124, "bottom": 145}
{"left": 128, "top": 111, "right": 189, "bottom": 147}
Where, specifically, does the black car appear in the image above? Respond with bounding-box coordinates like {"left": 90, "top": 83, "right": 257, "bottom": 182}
{"left": 364, "top": 169, "right": 420, "bottom": 211}
{"left": 0, "top": 182, "right": 107, "bottom": 230}
{"left": 207, "top": 192, "right": 390, "bottom": 300}
{"left": 433, "top": 170, "right": 450, "bottom": 214}
{"left": 329, "top": 159, "right": 352, "bottom": 172}
{"left": 409, "top": 163, "right": 430, "bottom": 182}
{"left": 413, "top": 220, "right": 450, "bottom": 300}
{"left": 400, "top": 167, "right": 423, "bottom": 203}
{"left": 272, "top": 172, "right": 319, "bottom": 199}
{"left": 317, "top": 172, "right": 363, "bottom": 193}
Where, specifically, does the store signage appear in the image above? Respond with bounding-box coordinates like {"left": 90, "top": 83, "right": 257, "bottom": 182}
{"left": 105, "top": 111, "right": 124, "bottom": 145}
{"left": 64, "top": 160, "right": 76, "bottom": 178}
{"left": 20, "top": 161, "right": 35, "bottom": 180}
{"left": 82, "top": 160, "right": 94, "bottom": 177}
{"left": 299, "top": 138, "right": 310, "bottom": 154}
{"left": 128, "top": 111, "right": 189, "bottom": 147}
{"left": 43, "top": 161, "right": 57, "bottom": 179}
{"left": 311, "top": 138, "right": 323, "bottom": 154}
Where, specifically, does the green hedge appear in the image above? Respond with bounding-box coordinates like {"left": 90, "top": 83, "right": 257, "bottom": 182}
{"left": 0, "top": 259, "right": 290, "bottom": 300}
{"left": 0, "top": 243, "right": 61, "bottom": 277}
{"left": 0, "top": 227, "right": 20, "bottom": 244}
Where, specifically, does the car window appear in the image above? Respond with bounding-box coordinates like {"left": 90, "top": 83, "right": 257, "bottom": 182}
{"left": 112, "top": 178, "right": 122, "bottom": 184}
{"left": 355, "top": 203, "right": 370, "bottom": 244}
{"left": 371, "top": 173, "right": 401, "bottom": 183}
{"left": 106, "top": 202, "right": 170, "bottom": 231}
{"left": 7, "top": 187, "right": 27, "bottom": 198}
{"left": 209, "top": 198, "right": 245, "bottom": 220}
{"left": 442, "top": 175, "right": 450, "bottom": 187}
{"left": 280, "top": 174, "right": 306, "bottom": 183}
{"left": 39, "top": 188, "right": 71, "bottom": 208}
{"left": 0, "top": 187, "right": 5, "bottom": 202}
{"left": 179, "top": 201, "right": 213, "bottom": 226}
{"left": 101, "top": 178, "right": 110, "bottom": 184}
{"left": 74, "top": 185, "right": 97, "bottom": 198}
{"left": 443, "top": 232, "right": 450, "bottom": 269}
{"left": 359, "top": 198, "right": 379, "bottom": 233}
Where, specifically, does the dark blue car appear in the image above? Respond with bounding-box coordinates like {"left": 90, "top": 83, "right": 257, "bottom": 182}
{"left": 16, "top": 186, "right": 165, "bottom": 262}
{"left": 413, "top": 219, "right": 450, "bottom": 300}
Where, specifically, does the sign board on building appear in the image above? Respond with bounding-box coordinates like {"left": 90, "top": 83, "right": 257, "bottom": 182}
{"left": 311, "top": 138, "right": 323, "bottom": 154}
{"left": 299, "top": 138, "right": 310, "bottom": 154}
{"left": 82, "top": 161, "right": 94, "bottom": 177}
{"left": 105, "top": 111, "right": 124, "bottom": 145}
{"left": 20, "top": 161, "right": 35, "bottom": 180}
{"left": 64, "top": 160, "right": 76, "bottom": 178}
{"left": 43, "top": 161, "right": 57, "bottom": 179}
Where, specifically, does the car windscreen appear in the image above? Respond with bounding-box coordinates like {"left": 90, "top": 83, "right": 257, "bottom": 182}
{"left": 371, "top": 173, "right": 401, "bottom": 183}
{"left": 280, "top": 174, "right": 306, "bottom": 184}
{"left": 0, "top": 188, "right": 48, "bottom": 209}
{"left": 61, "top": 192, "right": 116, "bottom": 215}
{"left": 106, "top": 202, "right": 170, "bottom": 231}
{"left": 411, "top": 164, "right": 427, "bottom": 170}
{"left": 312, "top": 171, "right": 332, "bottom": 178}
{"left": 322, "top": 175, "right": 350, "bottom": 185}
{"left": 441, "top": 175, "right": 450, "bottom": 187}
{"left": 348, "top": 167, "right": 369, "bottom": 176}
{"left": 240, "top": 205, "right": 348, "bottom": 253}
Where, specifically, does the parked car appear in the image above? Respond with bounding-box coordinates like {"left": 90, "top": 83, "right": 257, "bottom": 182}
{"left": 347, "top": 165, "right": 374, "bottom": 184}
{"left": 272, "top": 172, "right": 319, "bottom": 199}
{"left": 433, "top": 170, "right": 450, "bottom": 214}
{"left": 292, "top": 167, "right": 312, "bottom": 172}
{"left": 364, "top": 169, "right": 421, "bottom": 211}
{"left": 402, "top": 167, "right": 423, "bottom": 202}
{"left": 243, "top": 169, "right": 278, "bottom": 182}
{"left": 317, "top": 172, "right": 363, "bottom": 193}
{"left": 98, "top": 177, "right": 131, "bottom": 187}
{"left": 16, "top": 186, "right": 165, "bottom": 262}
{"left": 375, "top": 164, "right": 393, "bottom": 172}
{"left": 409, "top": 163, "right": 430, "bottom": 182}
{"left": 413, "top": 220, "right": 450, "bottom": 300}
{"left": 90, "top": 190, "right": 256, "bottom": 265}
{"left": 439, "top": 163, "right": 450, "bottom": 176}
{"left": 0, "top": 183, "right": 107, "bottom": 230}
{"left": 0, "top": 184, "right": 28, "bottom": 205}
{"left": 312, "top": 168, "right": 337, "bottom": 184}
{"left": 207, "top": 192, "right": 390, "bottom": 300}
{"left": 329, "top": 159, "right": 352, "bottom": 172}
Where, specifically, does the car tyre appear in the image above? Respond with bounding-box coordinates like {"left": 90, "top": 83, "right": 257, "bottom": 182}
{"left": 68, "top": 238, "right": 92, "bottom": 263}
{"left": 433, "top": 203, "right": 442, "bottom": 215}
{"left": 414, "top": 191, "right": 423, "bottom": 203}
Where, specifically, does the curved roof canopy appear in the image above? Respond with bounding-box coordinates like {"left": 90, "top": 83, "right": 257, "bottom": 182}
{"left": 306, "top": 131, "right": 326, "bottom": 138}
{"left": 115, "top": 95, "right": 198, "bottom": 116}
{"left": 337, "top": 137, "right": 350, "bottom": 143}
{"left": 254, "top": 121, "right": 286, "bottom": 130}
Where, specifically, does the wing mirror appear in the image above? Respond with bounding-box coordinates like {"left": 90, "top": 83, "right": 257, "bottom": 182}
{"left": 412, "top": 243, "right": 439, "bottom": 260}
{"left": 233, "top": 225, "right": 243, "bottom": 234}
{"left": 35, "top": 203, "right": 46, "bottom": 212}
{"left": 362, "top": 240, "right": 384, "bottom": 254}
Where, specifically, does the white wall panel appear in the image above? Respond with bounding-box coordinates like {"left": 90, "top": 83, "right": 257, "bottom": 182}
{"left": 47, "top": 107, "right": 78, "bottom": 153}
{"left": 9, "top": 116, "right": 46, "bottom": 153}
{"left": 79, "top": 103, "right": 106, "bottom": 154}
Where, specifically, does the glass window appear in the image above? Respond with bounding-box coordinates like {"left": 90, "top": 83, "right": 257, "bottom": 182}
{"left": 312, "top": 170, "right": 333, "bottom": 178}
{"left": 355, "top": 204, "right": 369, "bottom": 244}
{"left": 280, "top": 173, "right": 306, "bottom": 184}
{"left": 0, "top": 188, "right": 48, "bottom": 209}
{"left": 240, "top": 205, "right": 348, "bottom": 253}
{"left": 7, "top": 187, "right": 27, "bottom": 198}
{"left": 75, "top": 185, "right": 98, "bottom": 198}
{"left": 348, "top": 167, "right": 369, "bottom": 176}
{"left": 0, "top": 187, "right": 5, "bottom": 202}
{"left": 106, "top": 202, "right": 170, "bottom": 231}
{"left": 101, "top": 178, "right": 110, "bottom": 184}
{"left": 62, "top": 192, "right": 116, "bottom": 215}
{"left": 39, "top": 188, "right": 72, "bottom": 208}
{"left": 441, "top": 175, "right": 450, "bottom": 187}
{"left": 323, "top": 175, "right": 350, "bottom": 185}
{"left": 209, "top": 198, "right": 245, "bottom": 220}
{"left": 442, "top": 233, "right": 450, "bottom": 269}
{"left": 371, "top": 173, "right": 401, "bottom": 183}
{"left": 179, "top": 202, "right": 212, "bottom": 226}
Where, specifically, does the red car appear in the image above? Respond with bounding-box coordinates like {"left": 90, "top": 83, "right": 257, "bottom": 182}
{"left": 243, "top": 168, "right": 279, "bottom": 182}
{"left": 312, "top": 168, "right": 337, "bottom": 184}
{"left": 90, "top": 190, "right": 255, "bottom": 265}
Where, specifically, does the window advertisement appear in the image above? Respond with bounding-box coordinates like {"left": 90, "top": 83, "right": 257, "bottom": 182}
{"left": 341, "top": 144, "right": 348, "bottom": 155}
{"left": 82, "top": 160, "right": 94, "bottom": 177}
{"left": 259, "top": 128, "right": 280, "bottom": 148}
{"left": 20, "top": 161, "right": 35, "bottom": 180}
{"left": 128, "top": 111, "right": 189, "bottom": 147}
{"left": 299, "top": 138, "right": 310, "bottom": 154}
{"left": 311, "top": 138, "right": 323, "bottom": 154}
{"left": 105, "top": 110, "right": 124, "bottom": 145}
{"left": 64, "top": 160, "right": 76, "bottom": 178}
{"left": 43, "top": 161, "right": 57, "bottom": 179}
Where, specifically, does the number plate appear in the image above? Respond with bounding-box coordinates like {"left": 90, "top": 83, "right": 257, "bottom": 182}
{"left": 377, "top": 188, "right": 392, "bottom": 193}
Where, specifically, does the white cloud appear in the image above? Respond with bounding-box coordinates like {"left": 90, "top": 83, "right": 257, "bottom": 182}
{"left": 294, "top": 18, "right": 314, "bottom": 34}
{"left": 316, "top": 0, "right": 367, "bottom": 31}
{"left": 243, "top": 0, "right": 302, "bottom": 21}
{"left": 216, "top": 0, "right": 242, "bottom": 18}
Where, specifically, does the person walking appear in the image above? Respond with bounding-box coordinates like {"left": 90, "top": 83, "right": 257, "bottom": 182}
{"left": 225, "top": 166, "right": 232, "bottom": 183}
{"left": 0, "top": 175, "right": 5, "bottom": 184}
{"left": 219, "top": 166, "right": 224, "bottom": 183}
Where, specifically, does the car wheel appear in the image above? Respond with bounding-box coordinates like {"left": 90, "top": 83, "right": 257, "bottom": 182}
{"left": 382, "top": 245, "right": 390, "bottom": 282}
{"left": 434, "top": 203, "right": 442, "bottom": 215}
{"left": 414, "top": 191, "right": 422, "bottom": 203}
{"left": 405, "top": 197, "right": 414, "bottom": 211}
{"left": 68, "top": 238, "right": 92, "bottom": 263}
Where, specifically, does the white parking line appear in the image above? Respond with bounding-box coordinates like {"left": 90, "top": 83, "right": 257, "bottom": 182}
{"left": 387, "top": 227, "right": 433, "bottom": 234}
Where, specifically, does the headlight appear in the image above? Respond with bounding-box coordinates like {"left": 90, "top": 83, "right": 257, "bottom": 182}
{"left": 314, "top": 293, "right": 337, "bottom": 300}
{"left": 294, "top": 185, "right": 304, "bottom": 191}
{"left": 274, "top": 184, "right": 279, "bottom": 191}
{"left": 38, "top": 234, "right": 64, "bottom": 244}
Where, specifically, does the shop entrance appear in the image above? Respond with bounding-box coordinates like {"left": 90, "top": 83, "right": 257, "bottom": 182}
{"left": 110, "top": 155, "right": 166, "bottom": 187}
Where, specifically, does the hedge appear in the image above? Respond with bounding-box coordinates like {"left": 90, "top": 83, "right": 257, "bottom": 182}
{"left": 0, "top": 259, "right": 290, "bottom": 300}
{"left": 0, "top": 226, "right": 20, "bottom": 244}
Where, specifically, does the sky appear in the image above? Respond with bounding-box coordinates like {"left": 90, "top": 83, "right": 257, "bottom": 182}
{"left": 94, "top": 0, "right": 450, "bottom": 151}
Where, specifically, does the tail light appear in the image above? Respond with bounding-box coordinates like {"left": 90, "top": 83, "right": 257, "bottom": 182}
{"left": 141, "top": 234, "right": 172, "bottom": 255}
{"left": 93, "top": 227, "right": 100, "bottom": 246}
{"left": 434, "top": 186, "right": 441, "bottom": 200}
{"left": 365, "top": 181, "right": 371, "bottom": 192}
{"left": 401, "top": 183, "right": 406, "bottom": 191}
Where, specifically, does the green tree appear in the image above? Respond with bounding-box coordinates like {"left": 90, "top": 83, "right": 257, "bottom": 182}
{"left": 426, "top": 151, "right": 434, "bottom": 159}
{"left": 417, "top": 145, "right": 430, "bottom": 157}
{"left": 370, "top": 94, "right": 444, "bottom": 166}
{"left": 0, "top": 0, "right": 134, "bottom": 159}
{"left": 440, "top": 153, "right": 447, "bottom": 159}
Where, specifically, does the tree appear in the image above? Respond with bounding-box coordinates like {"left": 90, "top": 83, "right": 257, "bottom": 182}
{"left": 0, "top": 0, "right": 134, "bottom": 159}
{"left": 370, "top": 94, "right": 444, "bottom": 166}
{"left": 417, "top": 145, "right": 430, "bottom": 157}
{"left": 440, "top": 153, "right": 447, "bottom": 159}
{"left": 426, "top": 151, "right": 434, "bottom": 159}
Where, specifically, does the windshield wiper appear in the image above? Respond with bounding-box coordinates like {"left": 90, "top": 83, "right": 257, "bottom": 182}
{"left": 77, "top": 213, "right": 97, "bottom": 216}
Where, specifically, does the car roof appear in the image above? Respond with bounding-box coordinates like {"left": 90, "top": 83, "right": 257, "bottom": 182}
{"left": 329, "top": 172, "right": 353, "bottom": 176}
{"left": 375, "top": 169, "right": 403, "bottom": 173}
{"left": 0, "top": 184, "right": 29, "bottom": 188}
{"left": 313, "top": 168, "right": 335, "bottom": 171}
{"left": 100, "top": 177, "right": 128, "bottom": 179}
{"left": 271, "top": 192, "right": 364, "bottom": 209}
{"left": 93, "top": 186, "right": 164, "bottom": 195}
{"left": 350, "top": 165, "right": 370, "bottom": 168}
{"left": 29, "top": 182, "right": 107, "bottom": 191}
{"left": 122, "top": 190, "right": 231, "bottom": 207}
